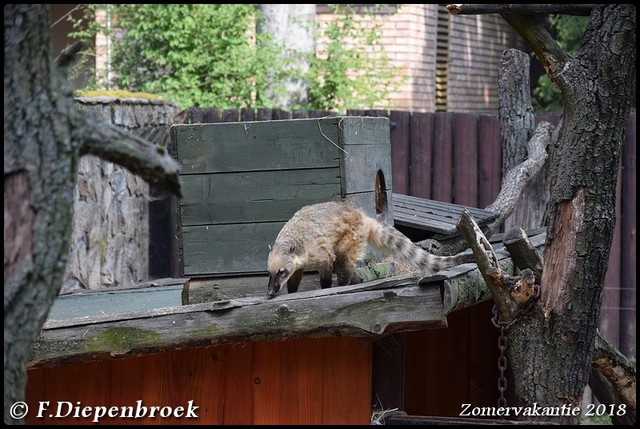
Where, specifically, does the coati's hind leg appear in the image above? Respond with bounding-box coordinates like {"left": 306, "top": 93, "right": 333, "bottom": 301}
{"left": 334, "top": 254, "right": 360, "bottom": 286}
{"left": 319, "top": 267, "right": 333, "bottom": 289}
{"left": 286, "top": 269, "right": 304, "bottom": 293}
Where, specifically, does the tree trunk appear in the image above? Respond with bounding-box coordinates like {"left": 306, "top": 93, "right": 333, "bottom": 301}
{"left": 4, "top": 5, "right": 81, "bottom": 424}
{"left": 4, "top": 5, "right": 181, "bottom": 424}
{"left": 502, "top": 5, "right": 636, "bottom": 424}
{"left": 257, "top": 4, "right": 316, "bottom": 108}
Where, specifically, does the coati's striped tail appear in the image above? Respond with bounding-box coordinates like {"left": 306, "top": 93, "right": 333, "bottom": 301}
{"left": 363, "top": 217, "right": 474, "bottom": 271}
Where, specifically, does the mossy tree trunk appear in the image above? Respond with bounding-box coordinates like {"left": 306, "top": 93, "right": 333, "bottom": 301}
{"left": 4, "top": 5, "right": 180, "bottom": 424}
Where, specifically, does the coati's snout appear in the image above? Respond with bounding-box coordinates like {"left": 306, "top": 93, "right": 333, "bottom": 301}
{"left": 267, "top": 271, "right": 281, "bottom": 298}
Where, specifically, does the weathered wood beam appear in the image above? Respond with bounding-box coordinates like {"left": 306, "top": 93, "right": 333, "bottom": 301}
{"left": 29, "top": 275, "right": 445, "bottom": 368}
{"left": 447, "top": 4, "right": 594, "bottom": 16}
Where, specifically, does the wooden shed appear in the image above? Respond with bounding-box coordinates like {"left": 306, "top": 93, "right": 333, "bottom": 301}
{"left": 25, "top": 117, "right": 527, "bottom": 424}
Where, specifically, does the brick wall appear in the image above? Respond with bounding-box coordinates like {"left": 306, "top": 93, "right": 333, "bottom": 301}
{"left": 316, "top": 4, "right": 519, "bottom": 113}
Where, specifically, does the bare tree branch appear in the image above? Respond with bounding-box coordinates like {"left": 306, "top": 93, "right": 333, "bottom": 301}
{"left": 80, "top": 120, "right": 181, "bottom": 197}
{"left": 447, "top": 4, "right": 594, "bottom": 16}
{"left": 484, "top": 122, "right": 552, "bottom": 238}
{"left": 456, "top": 210, "right": 520, "bottom": 321}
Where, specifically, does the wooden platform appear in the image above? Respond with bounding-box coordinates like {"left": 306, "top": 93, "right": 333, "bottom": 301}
{"left": 392, "top": 193, "right": 499, "bottom": 238}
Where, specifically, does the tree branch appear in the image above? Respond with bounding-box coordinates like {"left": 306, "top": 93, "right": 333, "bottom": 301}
{"left": 484, "top": 122, "right": 552, "bottom": 238}
{"left": 447, "top": 4, "right": 594, "bottom": 16}
{"left": 498, "top": 13, "right": 571, "bottom": 94}
{"left": 80, "top": 120, "right": 182, "bottom": 197}
{"left": 502, "top": 227, "right": 544, "bottom": 282}
{"left": 456, "top": 210, "right": 520, "bottom": 321}
{"left": 590, "top": 332, "right": 636, "bottom": 425}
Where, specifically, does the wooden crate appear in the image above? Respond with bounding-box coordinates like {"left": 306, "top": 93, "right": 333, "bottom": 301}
{"left": 171, "top": 116, "right": 393, "bottom": 277}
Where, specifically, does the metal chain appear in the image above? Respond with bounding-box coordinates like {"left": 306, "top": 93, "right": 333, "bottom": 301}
{"left": 492, "top": 306, "right": 510, "bottom": 411}
{"left": 490, "top": 284, "right": 540, "bottom": 414}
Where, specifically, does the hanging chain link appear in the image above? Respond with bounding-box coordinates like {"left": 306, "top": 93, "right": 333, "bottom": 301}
{"left": 491, "top": 284, "right": 540, "bottom": 413}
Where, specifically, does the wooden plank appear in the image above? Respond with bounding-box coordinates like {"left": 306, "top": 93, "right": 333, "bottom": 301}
{"left": 453, "top": 112, "right": 479, "bottom": 206}
{"left": 393, "top": 193, "right": 497, "bottom": 221}
{"left": 27, "top": 338, "right": 371, "bottom": 425}
{"left": 29, "top": 275, "right": 445, "bottom": 368}
{"left": 431, "top": 112, "right": 454, "bottom": 203}
{"left": 180, "top": 222, "right": 285, "bottom": 276}
{"left": 392, "top": 193, "right": 499, "bottom": 235}
{"left": 620, "top": 113, "right": 636, "bottom": 364}
{"left": 223, "top": 343, "right": 255, "bottom": 424}
{"left": 179, "top": 168, "right": 341, "bottom": 226}
{"left": 478, "top": 114, "right": 501, "bottom": 208}
{"left": 48, "top": 285, "right": 185, "bottom": 321}
{"left": 409, "top": 112, "right": 433, "bottom": 199}
{"left": 172, "top": 118, "right": 342, "bottom": 174}
{"left": 372, "top": 334, "right": 405, "bottom": 412}
{"left": 321, "top": 337, "right": 372, "bottom": 424}
{"left": 389, "top": 110, "right": 410, "bottom": 194}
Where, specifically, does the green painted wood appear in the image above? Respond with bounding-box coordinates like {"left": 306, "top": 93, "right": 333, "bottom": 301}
{"left": 172, "top": 116, "right": 393, "bottom": 276}
{"left": 181, "top": 222, "right": 286, "bottom": 276}
{"left": 179, "top": 168, "right": 341, "bottom": 226}
{"left": 172, "top": 118, "right": 342, "bottom": 174}
{"left": 48, "top": 285, "right": 185, "bottom": 321}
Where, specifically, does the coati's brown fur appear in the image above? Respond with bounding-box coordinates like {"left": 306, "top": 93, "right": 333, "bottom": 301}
{"left": 266, "top": 199, "right": 474, "bottom": 298}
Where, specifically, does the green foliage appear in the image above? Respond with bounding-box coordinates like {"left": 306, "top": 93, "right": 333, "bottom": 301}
{"left": 69, "top": 4, "right": 292, "bottom": 108}
{"left": 532, "top": 15, "right": 588, "bottom": 112}
{"left": 67, "top": 4, "right": 400, "bottom": 111}
{"left": 306, "top": 4, "right": 402, "bottom": 111}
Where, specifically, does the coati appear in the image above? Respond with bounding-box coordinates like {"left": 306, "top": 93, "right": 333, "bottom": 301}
{"left": 266, "top": 199, "right": 474, "bottom": 298}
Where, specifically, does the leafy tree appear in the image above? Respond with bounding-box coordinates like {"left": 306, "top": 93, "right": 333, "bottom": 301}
{"left": 68, "top": 4, "right": 401, "bottom": 111}
{"left": 532, "top": 15, "right": 588, "bottom": 112}
{"left": 70, "top": 4, "right": 292, "bottom": 108}
{"left": 306, "top": 4, "right": 402, "bottom": 111}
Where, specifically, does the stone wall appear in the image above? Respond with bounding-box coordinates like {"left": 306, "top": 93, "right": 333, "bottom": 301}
{"left": 61, "top": 96, "right": 178, "bottom": 293}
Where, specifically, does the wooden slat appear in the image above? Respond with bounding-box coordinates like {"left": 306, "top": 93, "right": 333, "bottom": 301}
{"left": 180, "top": 222, "right": 285, "bottom": 276}
{"left": 172, "top": 118, "right": 342, "bottom": 175}
{"left": 478, "top": 114, "right": 501, "bottom": 208}
{"left": 431, "top": 112, "right": 453, "bottom": 202}
{"left": 453, "top": 112, "right": 479, "bottom": 206}
{"left": 179, "top": 168, "right": 340, "bottom": 226}
{"left": 392, "top": 193, "right": 498, "bottom": 236}
{"left": 409, "top": 112, "right": 433, "bottom": 199}
{"left": 47, "top": 285, "right": 185, "bottom": 321}
{"left": 389, "top": 110, "right": 410, "bottom": 194}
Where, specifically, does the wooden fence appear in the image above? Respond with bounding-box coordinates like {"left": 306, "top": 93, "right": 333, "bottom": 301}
{"left": 172, "top": 108, "right": 636, "bottom": 370}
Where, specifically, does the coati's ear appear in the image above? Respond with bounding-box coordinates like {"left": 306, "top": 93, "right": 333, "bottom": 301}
{"left": 268, "top": 244, "right": 272, "bottom": 251}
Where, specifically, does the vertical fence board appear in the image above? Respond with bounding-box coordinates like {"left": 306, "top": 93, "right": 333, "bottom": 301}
{"left": 477, "top": 114, "right": 501, "bottom": 208}
{"left": 600, "top": 167, "right": 622, "bottom": 347}
{"left": 409, "top": 112, "right": 433, "bottom": 199}
{"left": 222, "top": 109, "right": 239, "bottom": 122}
{"left": 389, "top": 110, "right": 411, "bottom": 195}
{"left": 203, "top": 107, "right": 220, "bottom": 123}
{"left": 620, "top": 113, "right": 636, "bottom": 366}
{"left": 452, "top": 112, "right": 479, "bottom": 207}
{"left": 431, "top": 112, "right": 454, "bottom": 203}
{"left": 240, "top": 108, "right": 255, "bottom": 122}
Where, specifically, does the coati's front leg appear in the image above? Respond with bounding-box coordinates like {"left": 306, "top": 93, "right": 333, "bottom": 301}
{"left": 286, "top": 269, "right": 304, "bottom": 293}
